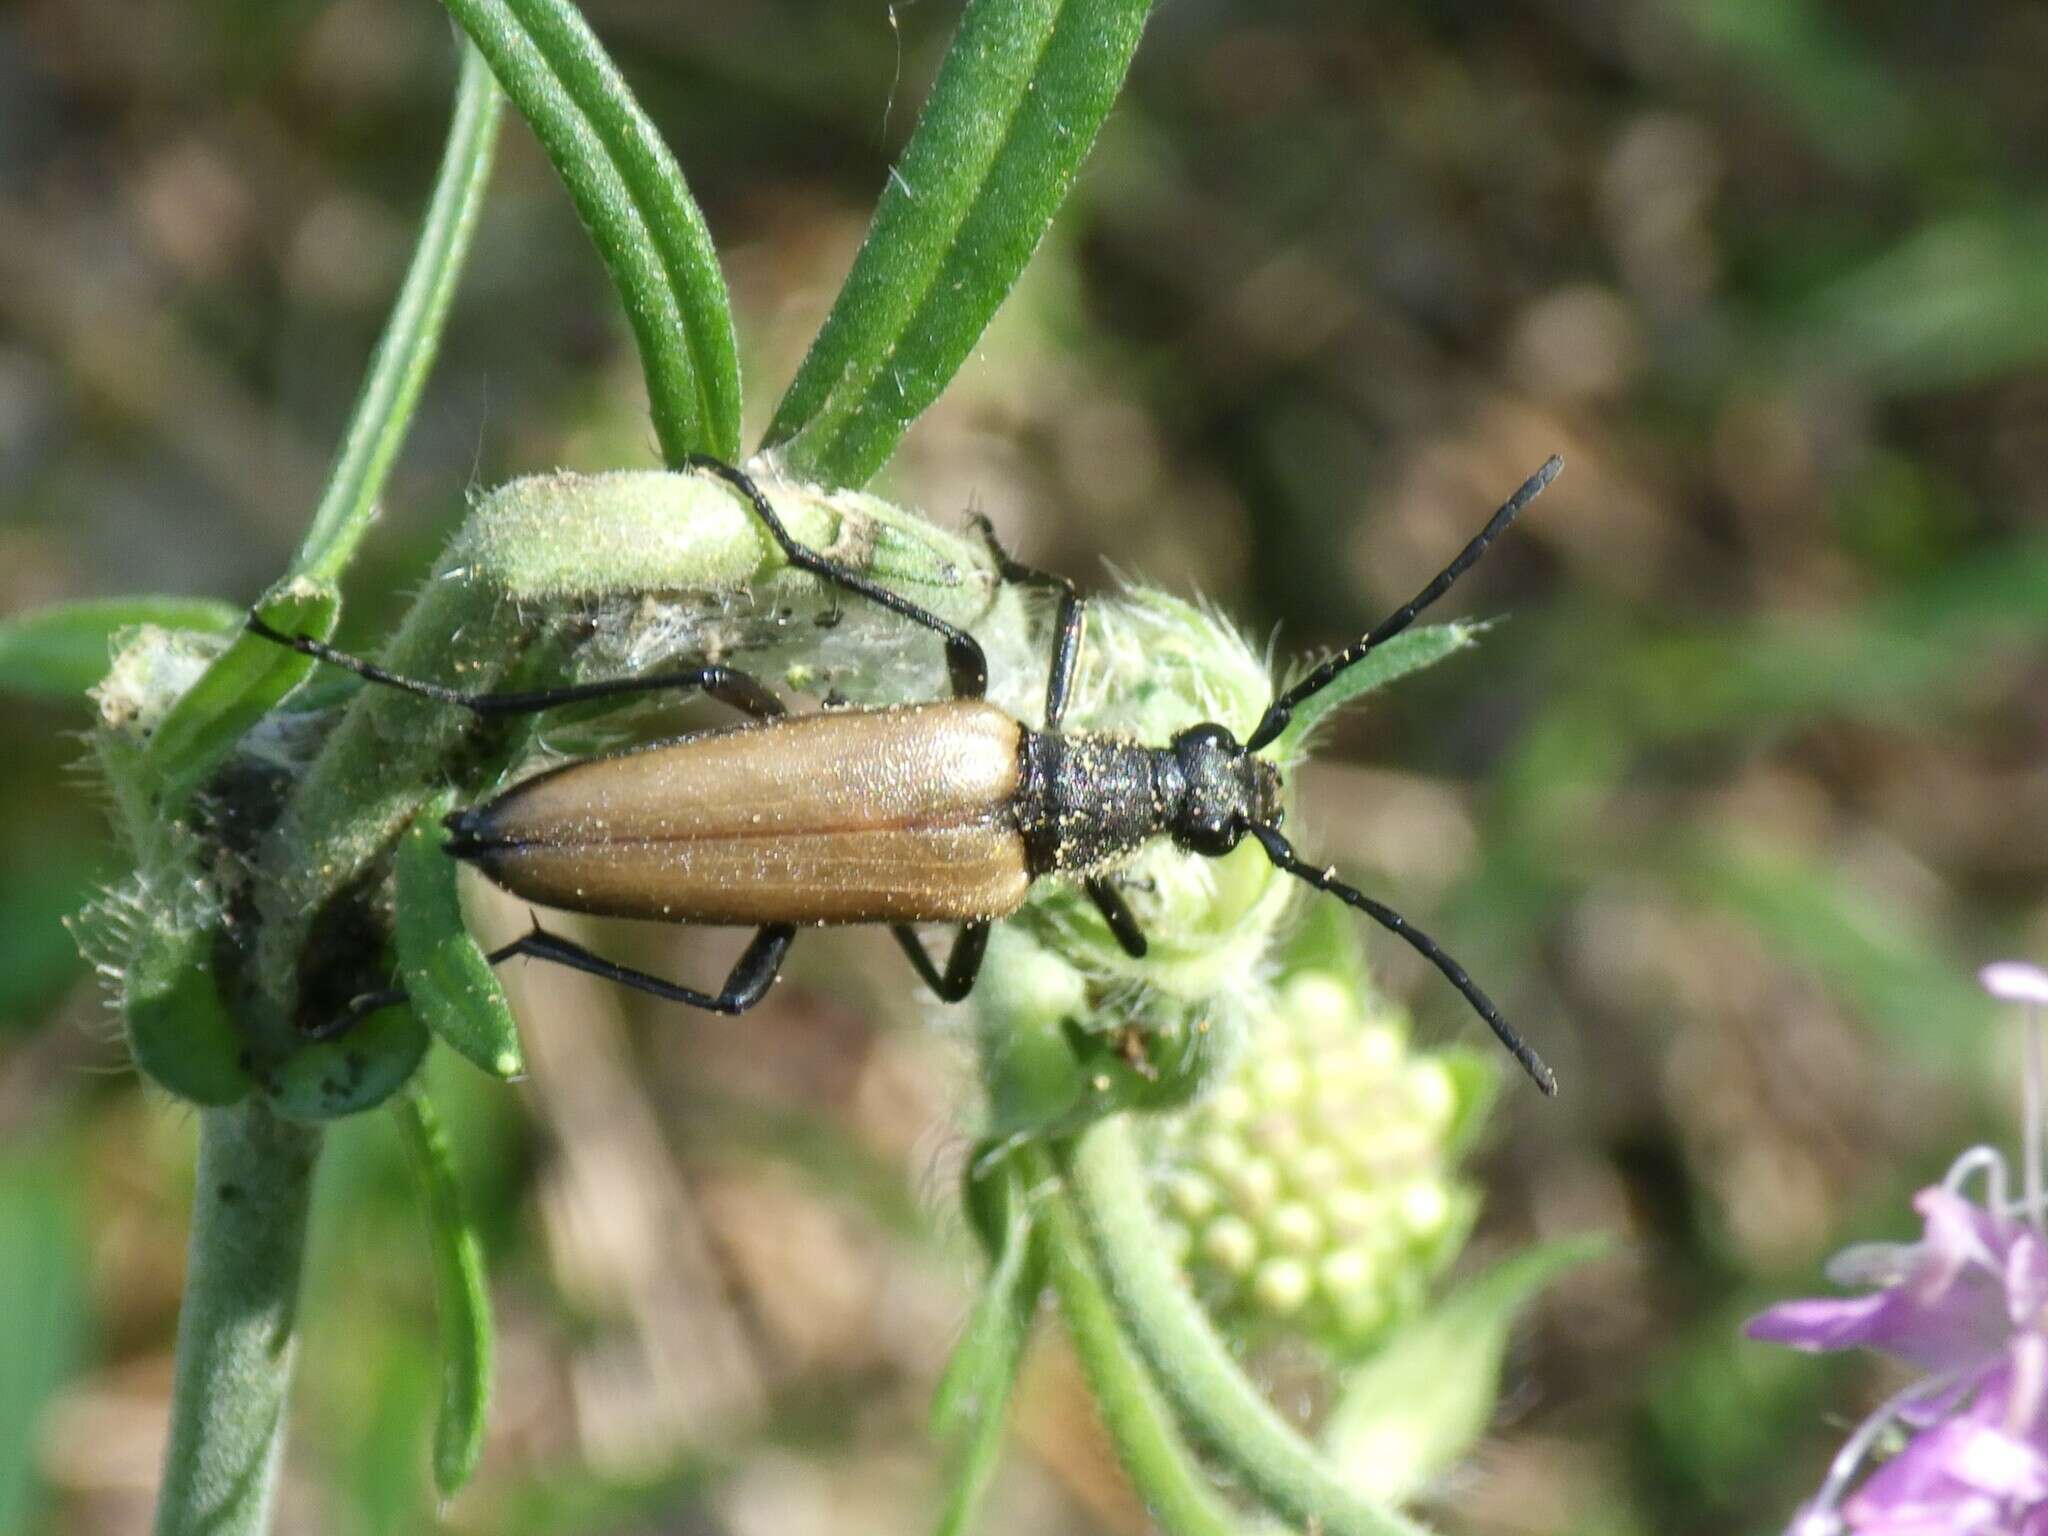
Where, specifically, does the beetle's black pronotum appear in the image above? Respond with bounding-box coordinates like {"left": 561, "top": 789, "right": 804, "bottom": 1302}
{"left": 251, "top": 454, "right": 1564, "bottom": 1093}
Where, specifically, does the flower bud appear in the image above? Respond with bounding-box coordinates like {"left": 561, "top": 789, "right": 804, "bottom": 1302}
{"left": 1149, "top": 961, "right": 1489, "bottom": 1356}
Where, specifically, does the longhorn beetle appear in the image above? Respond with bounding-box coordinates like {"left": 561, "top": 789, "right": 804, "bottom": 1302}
{"left": 251, "top": 454, "right": 1564, "bottom": 1093}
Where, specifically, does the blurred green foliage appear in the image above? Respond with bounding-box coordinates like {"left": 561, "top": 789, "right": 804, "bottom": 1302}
{"left": 3, "top": 0, "right": 2045, "bottom": 1532}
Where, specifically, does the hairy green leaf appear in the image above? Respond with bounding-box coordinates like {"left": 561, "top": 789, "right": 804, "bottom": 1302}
{"left": 124, "top": 918, "right": 255, "bottom": 1107}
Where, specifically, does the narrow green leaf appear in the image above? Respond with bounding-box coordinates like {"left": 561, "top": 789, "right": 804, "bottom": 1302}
{"left": 932, "top": 1163, "right": 1036, "bottom": 1440}
{"left": 391, "top": 1091, "right": 494, "bottom": 1500}
{"left": 295, "top": 42, "right": 505, "bottom": 582}
{"left": 142, "top": 578, "right": 340, "bottom": 816}
{"left": 1321, "top": 1237, "right": 1606, "bottom": 1502}
{"left": 443, "top": 0, "right": 740, "bottom": 462}
{"left": 1267, "top": 621, "right": 1484, "bottom": 759}
{"left": 0, "top": 597, "right": 240, "bottom": 699}
{"left": 140, "top": 43, "right": 501, "bottom": 809}
{"left": 764, "top": 0, "right": 1154, "bottom": 486}
{"left": 396, "top": 792, "right": 524, "bottom": 1081}
{"left": 931, "top": 1159, "right": 1040, "bottom": 1536}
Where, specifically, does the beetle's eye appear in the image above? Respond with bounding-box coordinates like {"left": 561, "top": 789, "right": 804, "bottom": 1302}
{"left": 1187, "top": 813, "right": 1243, "bottom": 857}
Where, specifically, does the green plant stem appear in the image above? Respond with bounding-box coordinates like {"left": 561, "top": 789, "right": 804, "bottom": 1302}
{"left": 1025, "top": 1143, "right": 1241, "bottom": 1536}
{"left": 295, "top": 41, "right": 504, "bottom": 581}
{"left": 1056, "top": 1120, "right": 1433, "bottom": 1536}
{"left": 154, "top": 1102, "right": 322, "bottom": 1536}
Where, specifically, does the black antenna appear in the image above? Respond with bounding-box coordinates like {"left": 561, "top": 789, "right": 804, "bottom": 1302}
{"left": 1245, "top": 822, "right": 1557, "bottom": 1094}
{"left": 1245, "top": 455, "right": 1563, "bottom": 753}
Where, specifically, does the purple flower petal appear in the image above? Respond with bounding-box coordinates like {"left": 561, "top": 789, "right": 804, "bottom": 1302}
{"left": 1983, "top": 963, "right": 2048, "bottom": 1007}
{"left": 1939, "top": 1420, "right": 2048, "bottom": 1501}
{"left": 1747, "top": 1189, "right": 2013, "bottom": 1374}
{"left": 1842, "top": 1438, "right": 2005, "bottom": 1535}
{"left": 1833, "top": 1379, "right": 2048, "bottom": 1532}
{"left": 1749, "top": 1292, "right": 1901, "bottom": 1351}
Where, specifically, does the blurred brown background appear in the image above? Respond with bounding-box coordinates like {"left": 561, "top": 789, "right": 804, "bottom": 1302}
{"left": 3, "top": 1, "right": 2046, "bottom": 1532}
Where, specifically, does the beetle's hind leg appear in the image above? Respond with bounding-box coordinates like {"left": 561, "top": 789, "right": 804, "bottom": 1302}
{"left": 496, "top": 922, "right": 796, "bottom": 1015}
{"left": 313, "top": 922, "right": 796, "bottom": 1038}
{"left": 246, "top": 617, "right": 787, "bottom": 722}
{"left": 969, "top": 513, "right": 1086, "bottom": 730}
{"left": 893, "top": 921, "right": 991, "bottom": 1002}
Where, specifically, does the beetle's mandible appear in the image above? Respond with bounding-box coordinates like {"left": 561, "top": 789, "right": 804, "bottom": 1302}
{"left": 250, "top": 454, "right": 1564, "bottom": 1093}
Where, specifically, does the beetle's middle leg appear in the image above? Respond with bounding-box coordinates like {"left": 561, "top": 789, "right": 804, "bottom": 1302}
{"left": 684, "top": 454, "right": 992, "bottom": 702}
{"left": 246, "top": 617, "right": 787, "bottom": 722}
{"left": 892, "top": 921, "right": 991, "bottom": 1003}
{"left": 969, "top": 513, "right": 1086, "bottom": 730}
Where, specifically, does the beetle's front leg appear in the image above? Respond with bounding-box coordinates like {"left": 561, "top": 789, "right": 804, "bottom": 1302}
{"left": 247, "top": 616, "right": 788, "bottom": 722}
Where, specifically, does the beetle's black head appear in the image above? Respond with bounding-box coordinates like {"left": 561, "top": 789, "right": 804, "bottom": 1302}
{"left": 1167, "top": 722, "right": 1283, "bottom": 857}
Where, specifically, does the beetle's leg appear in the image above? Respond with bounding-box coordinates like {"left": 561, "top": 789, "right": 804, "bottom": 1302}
{"left": 494, "top": 922, "right": 796, "bottom": 1015}
{"left": 892, "top": 921, "right": 991, "bottom": 1003}
{"left": 309, "top": 923, "right": 796, "bottom": 1038}
{"left": 303, "top": 984, "right": 404, "bottom": 1040}
{"left": 969, "top": 513, "right": 1085, "bottom": 730}
{"left": 246, "top": 617, "right": 786, "bottom": 721}
{"left": 1084, "top": 876, "right": 1149, "bottom": 959}
{"left": 685, "top": 454, "right": 991, "bottom": 701}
